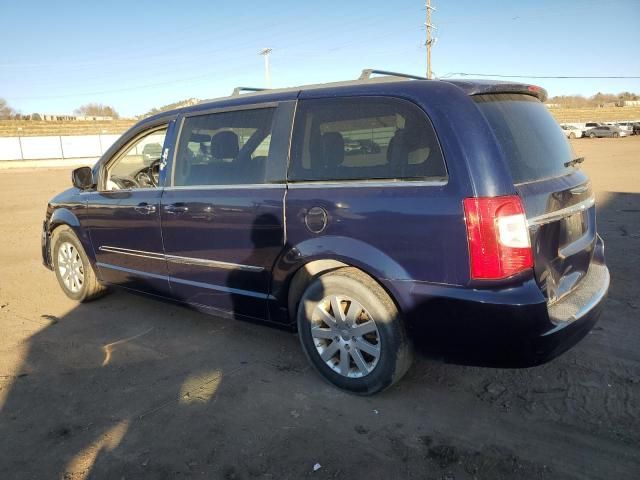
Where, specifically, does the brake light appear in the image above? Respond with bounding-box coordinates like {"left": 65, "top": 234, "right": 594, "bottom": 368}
{"left": 463, "top": 195, "right": 533, "bottom": 280}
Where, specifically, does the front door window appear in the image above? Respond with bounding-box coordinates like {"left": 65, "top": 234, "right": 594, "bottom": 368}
{"left": 105, "top": 128, "right": 167, "bottom": 190}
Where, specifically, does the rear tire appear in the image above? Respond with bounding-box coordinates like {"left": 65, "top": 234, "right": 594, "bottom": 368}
{"left": 613, "top": 132, "right": 619, "bottom": 138}
{"left": 297, "top": 267, "right": 413, "bottom": 395}
{"left": 569, "top": 132, "right": 576, "bottom": 139}
{"left": 52, "top": 227, "right": 107, "bottom": 302}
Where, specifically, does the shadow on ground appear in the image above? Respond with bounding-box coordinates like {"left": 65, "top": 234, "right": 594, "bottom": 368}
{"left": 0, "top": 193, "right": 638, "bottom": 479}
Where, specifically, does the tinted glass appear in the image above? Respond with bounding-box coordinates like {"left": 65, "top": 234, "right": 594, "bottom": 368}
{"left": 474, "top": 94, "right": 575, "bottom": 184}
{"left": 289, "top": 97, "right": 446, "bottom": 182}
{"left": 174, "top": 108, "right": 275, "bottom": 186}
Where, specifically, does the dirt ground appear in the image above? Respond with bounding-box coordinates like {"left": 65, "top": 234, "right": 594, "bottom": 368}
{"left": 0, "top": 137, "right": 639, "bottom": 480}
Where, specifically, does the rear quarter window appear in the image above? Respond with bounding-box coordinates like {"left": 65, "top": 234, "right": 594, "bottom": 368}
{"left": 289, "top": 96, "right": 446, "bottom": 182}
{"left": 474, "top": 94, "right": 576, "bottom": 184}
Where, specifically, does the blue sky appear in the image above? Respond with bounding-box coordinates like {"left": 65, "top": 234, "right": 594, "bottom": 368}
{"left": 1, "top": 0, "right": 639, "bottom": 117}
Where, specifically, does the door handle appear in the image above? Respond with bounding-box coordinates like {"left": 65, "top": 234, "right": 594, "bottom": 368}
{"left": 134, "top": 202, "right": 157, "bottom": 214}
{"left": 164, "top": 203, "right": 189, "bottom": 214}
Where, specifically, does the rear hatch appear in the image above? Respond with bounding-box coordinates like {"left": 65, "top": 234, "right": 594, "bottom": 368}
{"left": 474, "top": 93, "right": 595, "bottom": 303}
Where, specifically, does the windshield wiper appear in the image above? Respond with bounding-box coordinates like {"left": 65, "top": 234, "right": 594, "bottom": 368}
{"left": 564, "top": 156, "right": 585, "bottom": 168}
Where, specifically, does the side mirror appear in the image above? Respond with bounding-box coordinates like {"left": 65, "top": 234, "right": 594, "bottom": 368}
{"left": 72, "top": 166, "right": 95, "bottom": 190}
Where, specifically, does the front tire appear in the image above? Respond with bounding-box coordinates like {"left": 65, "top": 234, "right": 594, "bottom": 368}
{"left": 52, "top": 227, "right": 107, "bottom": 302}
{"left": 589, "top": 132, "right": 596, "bottom": 138}
{"left": 612, "top": 132, "right": 619, "bottom": 138}
{"left": 569, "top": 132, "right": 576, "bottom": 139}
{"left": 297, "top": 267, "right": 413, "bottom": 395}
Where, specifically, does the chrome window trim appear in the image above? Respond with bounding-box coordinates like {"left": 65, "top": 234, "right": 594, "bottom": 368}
{"left": 163, "top": 183, "right": 284, "bottom": 191}
{"left": 287, "top": 178, "right": 448, "bottom": 189}
{"left": 98, "top": 246, "right": 263, "bottom": 272}
{"left": 527, "top": 196, "right": 595, "bottom": 227}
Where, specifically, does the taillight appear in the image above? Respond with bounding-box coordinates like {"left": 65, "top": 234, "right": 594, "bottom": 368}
{"left": 463, "top": 195, "right": 533, "bottom": 280}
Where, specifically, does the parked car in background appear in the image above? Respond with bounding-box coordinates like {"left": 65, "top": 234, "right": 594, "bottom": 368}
{"left": 41, "top": 71, "right": 609, "bottom": 394}
{"left": 633, "top": 122, "right": 640, "bottom": 135}
{"left": 615, "top": 122, "right": 634, "bottom": 135}
{"left": 560, "top": 124, "right": 583, "bottom": 139}
{"left": 585, "top": 125, "right": 624, "bottom": 138}
{"left": 142, "top": 142, "right": 163, "bottom": 162}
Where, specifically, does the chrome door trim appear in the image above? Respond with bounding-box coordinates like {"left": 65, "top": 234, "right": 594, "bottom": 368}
{"left": 165, "top": 254, "right": 264, "bottom": 272}
{"left": 527, "top": 196, "right": 595, "bottom": 227}
{"left": 98, "top": 246, "right": 263, "bottom": 272}
{"left": 98, "top": 246, "right": 165, "bottom": 260}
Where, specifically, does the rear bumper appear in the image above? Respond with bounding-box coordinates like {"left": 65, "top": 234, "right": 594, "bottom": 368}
{"left": 385, "top": 237, "right": 609, "bottom": 367}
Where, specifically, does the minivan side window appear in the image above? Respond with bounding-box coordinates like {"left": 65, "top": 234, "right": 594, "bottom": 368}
{"left": 173, "top": 107, "right": 275, "bottom": 186}
{"left": 289, "top": 97, "right": 446, "bottom": 182}
{"left": 104, "top": 127, "right": 167, "bottom": 191}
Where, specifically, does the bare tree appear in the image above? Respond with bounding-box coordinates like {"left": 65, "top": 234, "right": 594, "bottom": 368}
{"left": 0, "top": 97, "right": 15, "bottom": 119}
{"left": 74, "top": 103, "right": 119, "bottom": 119}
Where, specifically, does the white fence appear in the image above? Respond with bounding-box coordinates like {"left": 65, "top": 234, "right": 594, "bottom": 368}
{"left": 0, "top": 134, "right": 122, "bottom": 161}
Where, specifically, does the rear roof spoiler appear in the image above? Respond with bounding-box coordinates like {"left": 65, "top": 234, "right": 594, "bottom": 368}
{"left": 442, "top": 79, "right": 548, "bottom": 102}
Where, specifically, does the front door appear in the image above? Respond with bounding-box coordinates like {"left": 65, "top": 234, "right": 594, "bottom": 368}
{"left": 85, "top": 121, "right": 173, "bottom": 295}
{"left": 161, "top": 103, "right": 293, "bottom": 319}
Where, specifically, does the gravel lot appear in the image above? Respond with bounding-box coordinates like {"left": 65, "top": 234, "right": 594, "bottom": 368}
{"left": 0, "top": 137, "right": 639, "bottom": 480}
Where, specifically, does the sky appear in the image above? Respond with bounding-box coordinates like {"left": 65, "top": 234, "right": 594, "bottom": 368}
{"left": 1, "top": 0, "right": 639, "bottom": 118}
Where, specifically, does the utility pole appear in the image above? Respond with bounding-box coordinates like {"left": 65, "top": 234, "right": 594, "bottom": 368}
{"left": 259, "top": 48, "right": 273, "bottom": 88}
{"left": 425, "top": 0, "right": 436, "bottom": 79}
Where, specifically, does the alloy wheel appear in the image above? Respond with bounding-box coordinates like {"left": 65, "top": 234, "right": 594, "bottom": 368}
{"left": 57, "top": 242, "right": 85, "bottom": 293}
{"left": 310, "top": 294, "right": 381, "bottom": 378}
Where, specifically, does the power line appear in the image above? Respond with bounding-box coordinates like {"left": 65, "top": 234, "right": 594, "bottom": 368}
{"left": 443, "top": 72, "right": 640, "bottom": 79}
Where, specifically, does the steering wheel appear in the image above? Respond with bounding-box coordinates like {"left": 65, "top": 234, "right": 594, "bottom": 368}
{"left": 134, "top": 159, "right": 161, "bottom": 188}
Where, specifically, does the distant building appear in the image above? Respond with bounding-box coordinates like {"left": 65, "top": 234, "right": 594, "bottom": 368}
{"left": 33, "top": 114, "right": 114, "bottom": 121}
{"left": 618, "top": 100, "right": 640, "bottom": 107}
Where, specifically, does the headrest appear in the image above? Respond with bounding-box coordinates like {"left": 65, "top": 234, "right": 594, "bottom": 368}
{"left": 387, "top": 129, "right": 409, "bottom": 168}
{"left": 322, "top": 132, "right": 344, "bottom": 168}
{"left": 189, "top": 133, "right": 210, "bottom": 144}
{"left": 211, "top": 131, "right": 239, "bottom": 159}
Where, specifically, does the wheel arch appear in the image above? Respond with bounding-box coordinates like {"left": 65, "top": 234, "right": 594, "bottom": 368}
{"left": 274, "top": 236, "right": 410, "bottom": 324}
{"left": 48, "top": 208, "right": 96, "bottom": 270}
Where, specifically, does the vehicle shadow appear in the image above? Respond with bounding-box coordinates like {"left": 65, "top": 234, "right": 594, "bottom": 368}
{"left": 0, "top": 290, "right": 305, "bottom": 479}
{"left": 1, "top": 193, "right": 637, "bottom": 480}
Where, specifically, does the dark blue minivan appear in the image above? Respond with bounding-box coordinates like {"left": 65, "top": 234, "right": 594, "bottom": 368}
{"left": 42, "top": 70, "right": 610, "bottom": 394}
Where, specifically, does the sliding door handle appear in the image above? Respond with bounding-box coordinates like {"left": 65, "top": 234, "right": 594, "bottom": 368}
{"left": 164, "top": 203, "right": 189, "bottom": 214}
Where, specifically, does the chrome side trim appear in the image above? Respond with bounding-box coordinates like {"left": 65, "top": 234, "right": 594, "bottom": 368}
{"left": 287, "top": 179, "right": 448, "bottom": 189}
{"left": 166, "top": 254, "right": 264, "bottom": 272}
{"left": 164, "top": 183, "right": 284, "bottom": 191}
{"left": 99, "top": 246, "right": 165, "bottom": 260}
{"left": 527, "top": 196, "right": 595, "bottom": 227}
{"left": 98, "top": 246, "right": 263, "bottom": 272}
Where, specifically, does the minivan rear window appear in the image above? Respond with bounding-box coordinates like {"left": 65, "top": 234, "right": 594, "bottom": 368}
{"left": 474, "top": 94, "right": 575, "bottom": 184}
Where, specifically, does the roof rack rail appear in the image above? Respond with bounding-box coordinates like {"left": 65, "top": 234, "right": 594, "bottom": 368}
{"left": 231, "top": 86, "right": 268, "bottom": 96}
{"left": 358, "top": 69, "right": 427, "bottom": 81}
